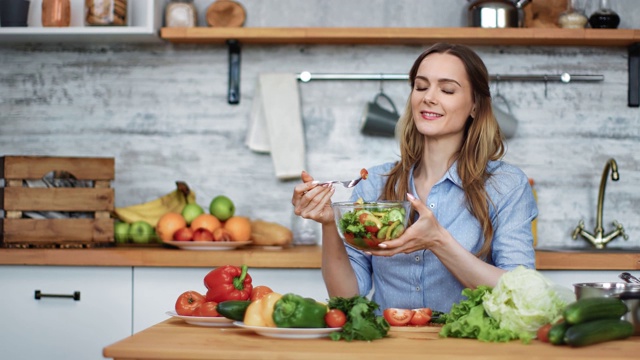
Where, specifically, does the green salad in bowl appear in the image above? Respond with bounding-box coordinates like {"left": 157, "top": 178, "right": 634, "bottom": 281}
{"left": 332, "top": 199, "right": 411, "bottom": 251}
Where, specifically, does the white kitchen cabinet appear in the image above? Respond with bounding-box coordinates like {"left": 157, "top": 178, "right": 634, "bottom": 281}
{"left": 0, "top": 0, "right": 163, "bottom": 43}
{"left": 132, "top": 267, "right": 327, "bottom": 333}
{"left": 0, "top": 266, "right": 132, "bottom": 360}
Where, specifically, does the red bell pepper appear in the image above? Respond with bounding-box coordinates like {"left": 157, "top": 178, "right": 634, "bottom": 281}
{"left": 204, "top": 264, "right": 253, "bottom": 303}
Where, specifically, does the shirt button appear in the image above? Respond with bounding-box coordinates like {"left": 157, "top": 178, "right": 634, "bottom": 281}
{"left": 415, "top": 286, "right": 421, "bottom": 291}
{"left": 415, "top": 256, "right": 420, "bottom": 261}
{"left": 429, "top": 203, "right": 435, "bottom": 208}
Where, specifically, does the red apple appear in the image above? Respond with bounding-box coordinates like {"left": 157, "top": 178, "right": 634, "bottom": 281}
{"left": 173, "top": 227, "right": 194, "bottom": 241}
{"left": 192, "top": 228, "right": 214, "bottom": 241}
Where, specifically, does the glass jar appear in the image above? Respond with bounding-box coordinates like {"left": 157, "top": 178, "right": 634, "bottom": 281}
{"left": 165, "top": 0, "right": 198, "bottom": 28}
{"left": 589, "top": 0, "right": 620, "bottom": 29}
{"left": 291, "top": 212, "right": 320, "bottom": 246}
{"left": 85, "top": 0, "right": 127, "bottom": 26}
{"left": 42, "top": 0, "right": 71, "bottom": 27}
{"left": 558, "top": 0, "right": 588, "bottom": 29}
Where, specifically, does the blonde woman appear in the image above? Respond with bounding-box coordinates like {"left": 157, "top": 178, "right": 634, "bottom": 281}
{"left": 292, "top": 43, "right": 537, "bottom": 313}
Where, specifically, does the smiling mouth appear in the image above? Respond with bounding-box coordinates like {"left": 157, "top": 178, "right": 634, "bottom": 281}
{"left": 421, "top": 111, "right": 442, "bottom": 119}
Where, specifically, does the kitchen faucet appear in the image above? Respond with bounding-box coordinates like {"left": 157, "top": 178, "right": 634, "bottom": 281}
{"left": 572, "top": 158, "right": 628, "bottom": 249}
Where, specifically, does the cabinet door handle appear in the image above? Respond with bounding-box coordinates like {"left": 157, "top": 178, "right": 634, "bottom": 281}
{"left": 34, "top": 290, "right": 81, "bottom": 301}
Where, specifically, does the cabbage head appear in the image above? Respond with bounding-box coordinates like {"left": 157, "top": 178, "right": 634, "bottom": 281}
{"left": 482, "top": 266, "right": 574, "bottom": 341}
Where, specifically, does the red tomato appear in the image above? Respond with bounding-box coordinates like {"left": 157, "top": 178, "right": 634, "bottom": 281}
{"left": 175, "top": 290, "right": 206, "bottom": 316}
{"left": 325, "top": 309, "right": 347, "bottom": 328}
{"left": 409, "top": 308, "right": 432, "bottom": 326}
{"left": 383, "top": 308, "right": 413, "bottom": 326}
{"left": 192, "top": 301, "right": 220, "bottom": 317}
{"left": 364, "top": 226, "right": 379, "bottom": 234}
{"left": 250, "top": 285, "right": 274, "bottom": 302}
{"left": 537, "top": 323, "right": 553, "bottom": 343}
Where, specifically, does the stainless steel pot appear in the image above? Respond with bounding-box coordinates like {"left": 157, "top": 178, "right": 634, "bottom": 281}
{"left": 574, "top": 282, "right": 640, "bottom": 335}
{"left": 467, "top": 0, "right": 532, "bottom": 28}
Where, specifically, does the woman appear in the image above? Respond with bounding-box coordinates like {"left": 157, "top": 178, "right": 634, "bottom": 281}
{"left": 291, "top": 43, "right": 537, "bottom": 313}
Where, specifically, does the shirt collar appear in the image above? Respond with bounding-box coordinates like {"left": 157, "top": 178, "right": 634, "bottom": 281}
{"left": 409, "top": 160, "right": 464, "bottom": 193}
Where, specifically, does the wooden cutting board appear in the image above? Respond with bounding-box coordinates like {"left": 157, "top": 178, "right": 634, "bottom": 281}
{"left": 206, "top": 0, "right": 246, "bottom": 27}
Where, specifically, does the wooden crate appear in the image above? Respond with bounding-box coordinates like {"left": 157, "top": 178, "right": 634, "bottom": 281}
{"left": 0, "top": 156, "right": 115, "bottom": 248}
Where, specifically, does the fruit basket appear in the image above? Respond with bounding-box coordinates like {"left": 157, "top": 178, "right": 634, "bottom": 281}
{"left": 332, "top": 200, "right": 411, "bottom": 251}
{"left": 0, "top": 156, "right": 115, "bottom": 248}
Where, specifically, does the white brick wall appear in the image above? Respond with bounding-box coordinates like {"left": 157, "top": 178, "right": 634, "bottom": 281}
{"left": 0, "top": 0, "right": 639, "bottom": 249}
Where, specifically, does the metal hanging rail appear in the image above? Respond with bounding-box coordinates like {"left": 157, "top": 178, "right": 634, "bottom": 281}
{"left": 297, "top": 71, "right": 604, "bottom": 83}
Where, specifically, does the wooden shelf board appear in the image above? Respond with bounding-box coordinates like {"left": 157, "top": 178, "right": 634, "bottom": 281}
{"left": 160, "top": 27, "right": 640, "bottom": 46}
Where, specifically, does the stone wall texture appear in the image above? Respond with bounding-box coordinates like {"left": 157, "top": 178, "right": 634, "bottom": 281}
{"left": 1, "top": 0, "right": 639, "bottom": 249}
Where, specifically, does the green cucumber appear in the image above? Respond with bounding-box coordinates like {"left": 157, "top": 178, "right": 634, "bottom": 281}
{"left": 216, "top": 300, "right": 251, "bottom": 321}
{"left": 548, "top": 321, "right": 571, "bottom": 345}
{"left": 563, "top": 297, "right": 628, "bottom": 325}
{"left": 564, "top": 319, "right": 634, "bottom": 347}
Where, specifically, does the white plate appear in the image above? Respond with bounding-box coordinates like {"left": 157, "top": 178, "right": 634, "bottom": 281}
{"left": 164, "top": 241, "right": 252, "bottom": 251}
{"left": 232, "top": 321, "right": 341, "bottom": 339}
{"left": 166, "top": 311, "right": 235, "bottom": 327}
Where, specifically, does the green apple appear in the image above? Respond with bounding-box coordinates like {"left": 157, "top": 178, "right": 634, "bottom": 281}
{"left": 114, "top": 221, "right": 131, "bottom": 244}
{"left": 181, "top": 203, "right": 204, "bottom": 225}
{"left": 129, "top": 220, "right": 154, "bottom": 244}
{"left": 209, "top": 195, "right": 235, "bottom": 221}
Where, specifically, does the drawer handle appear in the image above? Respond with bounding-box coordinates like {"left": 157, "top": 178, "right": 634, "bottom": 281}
{"left": 34, "top": 290, "right": 81, "bottom": 301}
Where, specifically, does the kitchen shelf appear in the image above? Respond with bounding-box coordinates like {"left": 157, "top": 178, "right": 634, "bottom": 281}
{"left": 160, "top": 27, "right": 640, "bottom": 47}
{"left": 160, "top": 27, "right": 640, "bottom": 106}
{"left": 0, "top": 0, "right": 163, "bottom": 43}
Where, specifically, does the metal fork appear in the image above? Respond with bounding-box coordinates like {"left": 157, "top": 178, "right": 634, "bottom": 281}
{"left": 312, "top": 177, "right": 363, "bottom": 188}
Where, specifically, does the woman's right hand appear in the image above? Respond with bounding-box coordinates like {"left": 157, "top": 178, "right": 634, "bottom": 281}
{"left": 291, "top": 171, "right": 335, "bottom": 225}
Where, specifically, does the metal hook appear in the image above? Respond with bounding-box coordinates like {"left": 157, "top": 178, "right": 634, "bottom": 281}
{"left": 494, "top": 75, "right": 501, "bottom": 97}
{"left": 544, "top": 75, "right": 548, "bottom": 98}
{"left": 379, "top": 73, "right": 384, "bottom": 93}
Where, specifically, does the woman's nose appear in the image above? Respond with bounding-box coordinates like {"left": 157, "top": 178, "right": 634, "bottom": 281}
{"left": 423, "top": 88, "right": 437, "bottom": 104}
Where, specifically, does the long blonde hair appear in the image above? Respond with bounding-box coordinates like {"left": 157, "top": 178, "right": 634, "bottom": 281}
{"left": 383, "top": 43, "right": 505, "bottom": 260}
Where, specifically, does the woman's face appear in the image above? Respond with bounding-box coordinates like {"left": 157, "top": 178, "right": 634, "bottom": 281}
{"left": 410, "top": 52, "right": 475, "bottom": 141}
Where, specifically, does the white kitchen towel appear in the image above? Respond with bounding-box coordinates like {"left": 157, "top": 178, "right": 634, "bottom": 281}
{"left": 246, "top": 73, "right": 306, "bottom": 180}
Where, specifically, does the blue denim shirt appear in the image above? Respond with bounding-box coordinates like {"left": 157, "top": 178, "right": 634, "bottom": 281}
{"left": 345, "top": 160, "right": 537, "bottom": 313}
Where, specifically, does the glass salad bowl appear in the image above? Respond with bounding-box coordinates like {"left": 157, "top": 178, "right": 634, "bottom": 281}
{"left": 332, "top": 200, "right": 411, "bottom": 251}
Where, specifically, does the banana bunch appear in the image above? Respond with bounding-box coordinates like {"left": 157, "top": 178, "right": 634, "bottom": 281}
{"left": 114, "top": 181, "right": 196, "bottom": 227}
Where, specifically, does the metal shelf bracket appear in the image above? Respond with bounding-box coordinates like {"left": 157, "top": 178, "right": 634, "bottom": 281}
{"left": 629, "top": 43, "right": 640, "bottom": 107}
{"left": 227, "top": 39, "right": 241, "bottom": 105}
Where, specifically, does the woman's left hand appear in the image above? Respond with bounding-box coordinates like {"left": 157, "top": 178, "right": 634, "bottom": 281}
{"left": 366, "top": 193, "right": 447, "bottom": 256}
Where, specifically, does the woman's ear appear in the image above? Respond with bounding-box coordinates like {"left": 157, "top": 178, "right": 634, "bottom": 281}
{"left": 470, "top": 105, "right": 477, "bottom": 119}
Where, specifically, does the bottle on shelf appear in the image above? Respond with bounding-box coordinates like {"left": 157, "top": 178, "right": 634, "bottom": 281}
{"left": 85, "top": 0, "right": 127, "bottom": 26}
{"left": 529, "top": 178, "right": 538, "bottom": 247}
{"left": 165, "top": 0, "right": 198, "bottom": 28}
{"left": 42, "top": 0, "right": 71, "bottom": 27}
{"left": 558, "top": 0, "right": 588, "bottom": 29}
{"left": 588, "top": 0, "right": 620, "bottom": 29}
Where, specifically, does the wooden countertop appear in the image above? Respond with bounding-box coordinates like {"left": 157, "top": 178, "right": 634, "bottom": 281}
{"left": 103, "top": 318, "right": 639, "bottom": 360}
{"left": 0, "top": 246, "right": 639, "bottom": 270}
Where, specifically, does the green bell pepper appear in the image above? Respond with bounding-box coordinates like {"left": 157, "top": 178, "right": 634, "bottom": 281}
{"left": 272, "top": 293, "right": 328, "bottom": 328}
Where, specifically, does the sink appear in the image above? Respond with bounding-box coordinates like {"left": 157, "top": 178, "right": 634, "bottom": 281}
{"left": 536, "top": 246, "right": 640, "bottom": 253}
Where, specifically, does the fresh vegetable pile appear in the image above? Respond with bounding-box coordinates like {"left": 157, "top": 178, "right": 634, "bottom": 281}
{"left": 539, "top": 297, "right": 633, "bottom": 347}
{"left": 326, "top": 295, "right": 390, "bottom": 341}
{"left": 438, "top": 266, "right": 573, "bottom": 343}
{"left": 337, "top": 199, "right": 408, "bottom": 250}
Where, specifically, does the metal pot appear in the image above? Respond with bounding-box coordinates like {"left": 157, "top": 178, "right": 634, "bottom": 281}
{"left": 574, "top": 282, "right": 640, "bottom": 335}
{"left": 467, "top": 0, "right": 532, "bottom": 28}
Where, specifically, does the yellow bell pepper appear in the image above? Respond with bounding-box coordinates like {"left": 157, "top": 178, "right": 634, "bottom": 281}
{"left": 243, "top": 292, "right": 282, "bottom": 327}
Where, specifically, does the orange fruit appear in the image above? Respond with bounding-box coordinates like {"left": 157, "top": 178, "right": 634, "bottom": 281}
{"left": 190, "top": 214, "right": 222, "bottom": 233}
{"left": 156, "top": 212, "right": 187, "bottom": 242}
{"left": 224, "top": 216, "right": 252, "bottom": 242}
